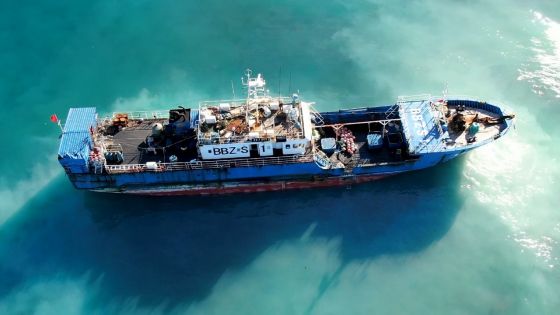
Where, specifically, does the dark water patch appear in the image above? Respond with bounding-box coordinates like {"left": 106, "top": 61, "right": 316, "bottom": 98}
{"left": 0, "top": 157, "right": 465, "bottom": 308}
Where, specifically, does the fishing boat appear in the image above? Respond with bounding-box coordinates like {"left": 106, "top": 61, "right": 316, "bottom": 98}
{"left": 56, "top": 70, "right": 515, "bottom": 195}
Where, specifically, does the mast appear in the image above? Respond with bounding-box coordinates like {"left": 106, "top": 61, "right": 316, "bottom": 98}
{"left": 241, "top": 69, "right": 267, "bottom": 128}
{"left": 240, "top": 69, "right": 249, "bottom": 126}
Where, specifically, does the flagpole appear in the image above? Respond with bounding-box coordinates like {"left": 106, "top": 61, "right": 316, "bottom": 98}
{"left": 51, "top": 114, "right": 63, "bottom": 132}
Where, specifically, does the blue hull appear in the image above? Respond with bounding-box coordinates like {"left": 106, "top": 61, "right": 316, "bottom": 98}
{"left": 70, "top": 150, "right": 468, "bottom": 193}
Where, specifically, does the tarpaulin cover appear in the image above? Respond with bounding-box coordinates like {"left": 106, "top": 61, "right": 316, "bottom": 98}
{"left": 58, "top": 108, "right": 97, "bottom": 173}
{"left": 399, "top": 101, "right": 442, "bottom": 153}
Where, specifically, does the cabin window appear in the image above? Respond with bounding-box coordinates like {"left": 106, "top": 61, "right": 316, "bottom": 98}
{"left": 286, "top": 144, "right": 291, "bottom": 149}
{"left": 208, "top": 150, "right": 212, "bottom": 153}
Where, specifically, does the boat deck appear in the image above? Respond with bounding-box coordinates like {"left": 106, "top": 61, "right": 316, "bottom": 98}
{"left": 93, "top": 100, "right": 511, "bottom": 170}
{"left": 316, "top": 120, "right": 416, "bottom": 168}
{"left": 446, "top": 107, "right": 506, "bottom": 146}
{"left": 98, "top": 118, "right": 198, "bottom": 165}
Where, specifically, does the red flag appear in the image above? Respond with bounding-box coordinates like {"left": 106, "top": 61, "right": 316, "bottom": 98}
{"left": 50, "top": 114, "right": 59, "bottom": 123}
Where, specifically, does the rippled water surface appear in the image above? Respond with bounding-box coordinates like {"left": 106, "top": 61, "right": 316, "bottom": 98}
{"left": 1, "top": 1, "right": 559, "bottom": 314}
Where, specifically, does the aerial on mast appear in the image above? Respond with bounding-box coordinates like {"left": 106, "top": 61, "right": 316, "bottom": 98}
{"left": 241, "top": 69, "right": 267, "bottom": 99}
{"left": 241, "top": 69, "right": 269, "bottom": 124}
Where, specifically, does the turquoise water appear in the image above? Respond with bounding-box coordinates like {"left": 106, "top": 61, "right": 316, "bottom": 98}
{"left": 1, "top": 0, "right": 559, "bottom": 314}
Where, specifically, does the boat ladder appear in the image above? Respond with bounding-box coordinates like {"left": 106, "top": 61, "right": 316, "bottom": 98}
{"left": 385, "top": 103, "right": 400, "bottom": 119}
{"left": 308, "top": 103, "right": 325, "bottom": 125}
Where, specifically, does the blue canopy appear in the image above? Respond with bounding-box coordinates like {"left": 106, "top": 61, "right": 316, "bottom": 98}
{"left": 58, "top": 107, "right": 97, "bottom": 173}
{"left": 399, "top": 101, "right": 443, "bottom": 153}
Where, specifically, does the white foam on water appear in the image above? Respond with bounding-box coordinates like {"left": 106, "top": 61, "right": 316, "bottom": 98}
{"left": 518, "top": 11, "right": 560, "bottom": 97}
{"left": 0, "top": 274, "right": 96, "bottom": 315}
{"left": 333, "top": 1, "right": 560, "bottom": 271}
{"left": 108, "top": 80, "right": 209, "bottom": 115}
{"left": 332, "top": 0, "right": 527, "bottom": 98}
{"left": 463, "top": 107, "right": 560, "bottom": 267}
{"left": 0, "top": 159, "right": 60, "bottom": 227}
{"left": 111, "top": 88, "right": 160, "bottom": 113}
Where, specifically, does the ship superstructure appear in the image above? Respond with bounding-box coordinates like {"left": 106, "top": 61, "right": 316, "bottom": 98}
{"left": 56, "top": 70, "right": 514, "bottom": 195}
{"left": 195, "top": 70, "right": 313, "bottom": 161}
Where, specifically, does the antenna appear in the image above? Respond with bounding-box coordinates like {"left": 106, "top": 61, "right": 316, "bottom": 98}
{"left": 278, "top": 67, "right": 281, "bottom": 97}
{"left": 244, "top": 69, "right": 251, "bottom": 124}
{"left": 288, "top": 71, "right": 292, "bottom": 95}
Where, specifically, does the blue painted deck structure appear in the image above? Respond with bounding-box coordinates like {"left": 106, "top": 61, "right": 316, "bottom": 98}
{"left": 58, "top": 107, "right": 97, "bottom": 174}
{"left": 399, "top": 100, "right": 444, "bottom": 154}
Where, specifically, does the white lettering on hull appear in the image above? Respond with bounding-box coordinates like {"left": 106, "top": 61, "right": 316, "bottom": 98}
{"left": 200, "top": 144, "right": 250, "bottom": 160}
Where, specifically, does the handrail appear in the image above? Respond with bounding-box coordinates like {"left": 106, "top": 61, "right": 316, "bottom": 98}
{"left": 397, "top": 94, "right": 432, "bottom": 103}
{"left": 315, "top": 118, "right": 401, "bottom": 129}
{"left": 109, "top": 111, "right": 170, "bottom": 120}
{"left": 308, "top": 103, "right": 325, "bottom": 126}
{"left": 197, "top": 131, "right": 305, "bottom": 144}
{"left": 104, "top": 154, "right": 314, "bottom": 174}
{"left": 385, "top": 104, "right": 400, "bottom": 119}
{"left": 199, "top": 96, "right": 293, "bottom": 107}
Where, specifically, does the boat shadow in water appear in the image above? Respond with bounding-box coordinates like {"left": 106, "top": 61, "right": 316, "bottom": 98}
{"left": 0, "top": 157, "right": 466, "bottom": 308}
{"left": 80, "top": 157, "right": 467, "bottom": 305}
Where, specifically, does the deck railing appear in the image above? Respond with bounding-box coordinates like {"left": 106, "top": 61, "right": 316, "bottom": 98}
{"left": 104, "top": 154, "right": 314, "bottom": 174}
{"left": 197, "top": 131, "right": 305, "bottom": 144}
{"left": 199, "top": 96, "right": 294, "bottom": 106}
{"left": 397, "top": 94, "right": 432, "bottom": 103}
{"left": 110, "top": 111, "right": 170, "bottom": 120}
